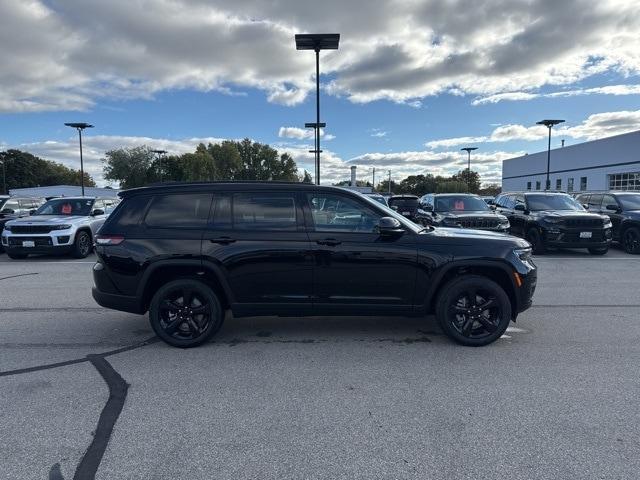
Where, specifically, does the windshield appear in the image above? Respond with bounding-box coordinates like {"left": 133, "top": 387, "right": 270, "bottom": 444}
{"left": 526, "top": 194, "right": 583, "bottom": 211}
{"left": 618, "top": 194, "right": 640, "bottom": 210}
{"left": 35, "top": 198, "right": 95, "bottom": 216}
{"left": 435, "top": 195, "right": 489, "bottom": 212}
{"left": 359, "top": 195, "right": 424, "bottom": 233}
{"left": 388, "top": 198, "right": 419, "bottom": 208}
{"left": 367, "top": 195, "right": 387, "bottom": 206}
{"left": 0, "top": 197, "right": 8, "bottom": 210}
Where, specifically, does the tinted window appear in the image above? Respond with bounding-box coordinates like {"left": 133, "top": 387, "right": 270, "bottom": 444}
{"left": 526, "top": 194, "right": 583, "bottom": 211}
{"left": 388, "top": 197, "right": 419, "bottom": 208}
{"left": 601, "top": 195, "right": 617, "bottom": 209}
{"left": 618, "top": 194, "right": 640, "bottom": 210}
{"left": 233, "top": 193, "right": 297, "bottom": 231}
{"left": 587, "top": 194, "right": 602, "bottom": 209}
{"left": 308, "top": 194, "right": 380, "bottom": 233}
{"left": 145, "top": 194, "right": 211, "bottom": 228}
{"left": 434, "top": 195, "right": 488, "bottom": 212}
{"left": 210, "top": 195, "right": 231, "bottom": 229}
{"left": 111, "top": 195, "right": 151, "bottom": 227}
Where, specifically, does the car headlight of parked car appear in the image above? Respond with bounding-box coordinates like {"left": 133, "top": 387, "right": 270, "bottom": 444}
{"left": 3, "top": 225, "right": 11, "bottom": 232}
{"left": 514, "top": 247, "right": 535, "bottom": 268}
{"left": 498, "top": 216, "right": 510, "bottom": 227}
{"left": 51, "top": 224, "right": 72, "bottom": 230}
{"left": 442, "top": 217, "right": 461, "bottom": 227}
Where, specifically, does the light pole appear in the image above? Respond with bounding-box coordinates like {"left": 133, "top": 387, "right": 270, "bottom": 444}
{"left": 460, "top": 147, "right": 478, "bottom": 192}
{"left": 1, "top": 158, "right": 6, "bottom": 195}
{"left": 305, "top": 121, "right": 325, "bottom": 184}
{"left": 296, "top": 33, "right": 340, "bottom": 185}
{"left": 64, "top": 122, "right": 94, "bottom": 196}
{"left": 536, "top": 119, "right": 565, "bottom": 190}
{"left": 151, "top": 149, "right": 168, "bottom": 182}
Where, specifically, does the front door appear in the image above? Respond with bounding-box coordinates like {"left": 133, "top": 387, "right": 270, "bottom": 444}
{"left": 303, "top": 192, "right": 418, "bottom": 315}
{"left": 201, "top": 191, "right": 314, "bottom": 316}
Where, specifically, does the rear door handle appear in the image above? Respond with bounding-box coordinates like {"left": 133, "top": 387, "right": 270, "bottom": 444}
{"left": 317, "top": 238, "right": 341, "bottom": 246}
{"left": 209, "top": 237, "right": 236, "bottom": 245}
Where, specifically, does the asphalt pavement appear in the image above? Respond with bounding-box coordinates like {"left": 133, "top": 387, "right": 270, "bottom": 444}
{"left": 1, "top": 248, "right": 639, "bottom": 479}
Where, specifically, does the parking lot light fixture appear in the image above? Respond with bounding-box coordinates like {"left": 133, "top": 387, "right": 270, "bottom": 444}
{"left": 296, "top": 33, "right": 340, "bottom": 185}
{"left": 151, "top": 149, "right": 168, "bottom": 182}
{"left": 536, "top": 119, "right": 565, "bottom": 190}
{"left": 64, "top": 122, "right": 94, "bottom": 196}
{"left": 461, "top": 147, "right": 478, "bottom": 192}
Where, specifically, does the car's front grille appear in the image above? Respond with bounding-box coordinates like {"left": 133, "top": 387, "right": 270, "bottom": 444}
{"left": 563, "top": 218, "right": 602, "bottom": 228}
{"left": 459, "top": 218, "right": 499, "bottom": 229}
{"left": 10, "top": 225, "right": 55, "bottom": 234}
{"left": 8, "top": 236, "right": 53, "bottom": 246}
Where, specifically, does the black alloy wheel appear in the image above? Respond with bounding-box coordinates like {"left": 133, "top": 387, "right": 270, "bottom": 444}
{"left": 622, "top": 227, "right": 640, "bottom": 254}
{"left": 526, "top": 228, "right": 546, "bottom": 255}
{"left": 436, "top": 275, "right": 511, "bottom": 346}
{"left": 72, "top": 230, "right": 92, "bottom": 258}
{"left": 149, "top": 279, "right": 223, "bottom": 348}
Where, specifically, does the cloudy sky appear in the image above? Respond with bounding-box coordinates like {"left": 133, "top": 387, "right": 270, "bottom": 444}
{"left": 1, "top": 0, "right": 640, "bottom": 186}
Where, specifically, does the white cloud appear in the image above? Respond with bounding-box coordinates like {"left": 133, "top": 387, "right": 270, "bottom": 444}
{"left": 278, "top": 127, "right": 333, "bottom": 140}
{"left": 1, "top": 0, "right": 640, "bottom": 111}
{"left": 371, "top": 131, "right": 388, "bottom": 138}
{"left": 473, "top": 84, "right": 640, "bottom": 105}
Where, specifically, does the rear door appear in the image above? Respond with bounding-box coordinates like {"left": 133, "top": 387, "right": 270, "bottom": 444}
{"left": 601, "top": 194, "right": 623, "bottom": 238}
{"left": 201, "top": 190, "right": 313, "bottom": 315}
{"left": 303, "top": 191, "right": 418, "bottom": 314}
{"left": 511, "top": 195, "right": 528, "bottom": 237}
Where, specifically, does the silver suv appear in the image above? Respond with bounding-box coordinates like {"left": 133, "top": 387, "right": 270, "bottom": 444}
{"left": 1, "top": 197, "right": 118, "bottom": 259}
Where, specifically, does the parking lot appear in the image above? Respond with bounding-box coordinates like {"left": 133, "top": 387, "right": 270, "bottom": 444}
{"left": 1, "top": 248, "right": 639, "bottom": 480}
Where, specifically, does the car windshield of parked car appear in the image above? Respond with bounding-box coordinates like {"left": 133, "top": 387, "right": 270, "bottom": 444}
{"left": 359, "top": 195, "right": 424, "bottom": 233}
{"left": 388, "top": 198, "right": 419, "bottom": 208}
{"left": 35, "top": 198, "right": 95, "bottom": 216}
{"left": 0, "top": 197, "right": 9, "bottom": 211}
{"left": 526, "top": 194, "right": 583, "bottom": 211}
{"left": 367, "top": 195, "right": 387, "bottom": 206}
{"left": 618, "top": 194, "right": 640, "bottom": 210}
{"left": 435, "top": 196, "right": 489, "bottom": 212}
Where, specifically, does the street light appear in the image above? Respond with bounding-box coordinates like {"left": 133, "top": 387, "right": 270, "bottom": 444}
{"left": 64, "top": 122, "right": 94, "bottom": 196}
{"left": 536, "top": 119, "right": 565, "bottom": 190}
{"left": 296, "top": 33, "right": 340, "bottom": 185}
{"left": 305, "top": 122, "right": 325, "bottom": 182}
{"left": 461, "top": 147, "right": 478, "bottom": 192}
{"left": 1, "top": 158, "right": 6, "bottom": 195}
{"left": 151, "top": 149, "right": 168, "bottom": 182}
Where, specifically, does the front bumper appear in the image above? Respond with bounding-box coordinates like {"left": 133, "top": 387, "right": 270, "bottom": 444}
{"left": 516, "top": 269, "right": 537, "bottom": 313}
{"left": 543, "top": 227, "right": 612, "bottom": 249}
{"left": 2, "top": 233, "right": 75, "bottom": 255}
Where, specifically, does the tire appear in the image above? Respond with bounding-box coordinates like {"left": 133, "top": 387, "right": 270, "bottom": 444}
{"left": 149, "top": 279, "right": 224, "bottom": 348}
{"left": 526, "top": 227, "right": 546, "bottom": 255}
{"left": 7, "top": 251, "right": 28, "bottom": 259}
{"left": 71, "top": 230, "right": 92, "bottom": 258}
{"left": 435, "top": 275, "right": 512, "bottom": 347}
{"left": 622, "top": 226, "right": 640, "bottom": 254}
{"left": 588, "top": 246, "right": 608, "bottom": 255}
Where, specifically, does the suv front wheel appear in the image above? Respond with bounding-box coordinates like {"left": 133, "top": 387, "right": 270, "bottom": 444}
{"left": 435, "top": 275, "right": 512, "bottom": 346}
{"left": 149, "top": 279, "right": 224, "bottom": 348}
{"left": 72, "top": 230, "right": 92, "bottom": 258}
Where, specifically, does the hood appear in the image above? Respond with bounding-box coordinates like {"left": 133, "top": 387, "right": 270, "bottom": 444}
{"left": 530, "top": 210, "right": 601, "bottom": 219}
{"left": 419, "top": 226, "right": 529, "bottom": 248}
{"left": 436, "top": 210, "right": 504, "bottom": 219}
{"left": 6, "top": 215, "right": 87, "bottom": 226}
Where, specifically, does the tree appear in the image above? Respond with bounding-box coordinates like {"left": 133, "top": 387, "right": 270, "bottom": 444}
{"left": 234, "top": 138, "right": 298, "bottom": 181}
{"left": 479, "top": 183, "right": 501, "bottom": 196}
{"left": 398, "top": 174, "right": 438, "bottom": 195}
{"left": 300, "top": 170, "right": 313, "bottom": 183}
{"left": 451, "top": 170, "right": 481, "bottom": 193}
{"left": 0, "top": 149, "right": 95, "bottom": 192}
{"left": 436, "top": 180, "right": 469, "bottom": 193}
{"left": 103, "top": 146, "right": 155, "bottom": 189}
{"left": 376, "top": 179, "right": 399, "bottom": 194}
{"left": 208, "top": 141, "right": 242, "bottom": 180}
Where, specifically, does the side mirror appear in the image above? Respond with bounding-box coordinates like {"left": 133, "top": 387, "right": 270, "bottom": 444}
{"left": 1, "top": 208, "right": 15, "bottom": 215}
{"left": 582, "top": 204, "right": 589, "bottom": 209}
{"left": 490, "top": 205, "right": 496, "bottom": 210}
{"left": 91, "top": 208, "right": 105, "bottom": 216}
{"left": 514, "top": 204, "right": 526, "bottom": 212}
{"left": 390, "top": 205, "right": 398, "bottom": 211}
{"left": 29, "top": 209, "right": 37, "bottom": 215}
{"left": 377, "top": 217, "right": 405, "bottom": 236}
{"left": 605, "top": 204, "right": 620, "bottom": 212}
{"left": 423, "top": 204, "right": 433, "bottom": 212}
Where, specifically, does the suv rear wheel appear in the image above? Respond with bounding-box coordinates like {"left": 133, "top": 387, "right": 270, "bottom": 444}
{"left": 72, "top": 230, "right": 92, "bottom": 258}
{"left": 435, "top": 275, "right": 512, "bottom": 346}
{"left": 149, "top": 279, "right": 224, "bottom": 348}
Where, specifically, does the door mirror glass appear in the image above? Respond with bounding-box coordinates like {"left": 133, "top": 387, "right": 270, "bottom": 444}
{"left": 91, "top": 208, "right": 105, "bottom": 216}
{"left": 377, "top": 217, "right": 404, "bottom": 236}
{"left": 29, "top": 209, "right": 37, "bottom": 215}
{"left": 514, "top": 204, "right": 526, "bottom": 211}
{"left": 582, "top": 204, "right": 589, "bottom": 209}
{"left": 605, "top": 204, "right": 619, "bottom": 211}
{"left": 1, "top": 208, "right": 14, "bottom": 215}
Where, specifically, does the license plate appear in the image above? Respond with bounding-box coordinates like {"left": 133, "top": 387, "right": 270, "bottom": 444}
{"left": 402, "top": 211, "right": 410, "bottom": 215}
{"left": 22, "top": 240, "right": 35, "bottom": 247}
{"left": 580, "top": 231, "right": 592, "bottom": 239}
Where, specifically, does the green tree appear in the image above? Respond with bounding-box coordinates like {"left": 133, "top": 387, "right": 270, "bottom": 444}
{"left": 103, "top": 146, "right": 155, "bottom": 189}
{"left": 0, "top": 149, "right": 95, "bottom": 193}
{"left": 180, "top": 144, "right": 216, "bottom": 182}
{"left": 478, "top": 183, "right": 501, "bottom": 196}
{"left": 376, "top": 179, "right": 399, "bottom": 194}
{"left": 300, "top": 170, "right": 313, "bottom": 183}
{"left": 451, "top": 170, "right": 481, "bottom": 193}
{"left": 207, "top": 141, "right": 242, "bottom": 180}
{"left": 435, "top": 180, "right": 469, "bottom": 193}
{"left": 234, "top": 138, "right": 298, "bottom": 181}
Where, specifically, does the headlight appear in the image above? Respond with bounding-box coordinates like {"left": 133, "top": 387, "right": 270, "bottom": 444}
{"left": 3, "top": 225, "right": 11, "bottom": 232}
{"left": 514, "top": 247, "right": 533, "bottom": 263}
{"left": 498, "top": 217, "right": 510, "bottom": 226}
{"left": 442, "top": 217, "right": 460, "bottom": 227}
{"left": 543, "top": 216, "right": 562, "bottom": 224}
{"left": 52, "top": 224, "right": 72, "bottom": 230}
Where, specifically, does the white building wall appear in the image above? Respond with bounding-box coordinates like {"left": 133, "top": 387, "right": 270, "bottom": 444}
{"left": 502, "top": 130, "right": 640, "bottom": 192}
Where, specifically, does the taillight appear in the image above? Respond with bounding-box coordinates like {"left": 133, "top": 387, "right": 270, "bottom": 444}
{"left": 95, "top": 234, "right": 124, "bottom": 245}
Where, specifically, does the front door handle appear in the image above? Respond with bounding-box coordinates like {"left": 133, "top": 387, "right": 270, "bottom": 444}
{"left": 209, "top": 237, "right": 236, "bottom": 245}
{"left": 317, "top": 238, "right": 341, "bottom": 246}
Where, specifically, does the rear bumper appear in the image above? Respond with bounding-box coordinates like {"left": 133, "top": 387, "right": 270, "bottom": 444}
{"left": 92, "top": 287, "right": 144, "bottom": 314}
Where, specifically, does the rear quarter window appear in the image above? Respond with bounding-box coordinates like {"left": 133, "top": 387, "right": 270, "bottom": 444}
{"left": 107, "top": 195, "right": 152, "bottom": 228}
{"left": 144, "top": 193, "right": 212, "bottom": 228}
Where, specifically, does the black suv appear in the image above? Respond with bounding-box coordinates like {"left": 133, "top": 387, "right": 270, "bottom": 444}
{"left": 92, "top": 183, "right": 537, "bottom": 348}
{"left": 576, "top": 191, "right": 640, "bottom": 254}
{"left": 419, "top": 193, "right": 510, "bottom": 232}
{"left": 387, "top": 195, "right": 429, "bottom": 225}
{"left": 495, "top": 192, "right": 612, "bottom": 255}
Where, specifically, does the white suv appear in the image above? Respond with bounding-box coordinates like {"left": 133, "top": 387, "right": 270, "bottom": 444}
{"left": 1, "top": 197, "right": 118, "bottom": 259}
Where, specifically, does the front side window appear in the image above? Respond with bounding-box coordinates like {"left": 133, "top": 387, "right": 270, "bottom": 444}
{"left": 233, "top": 193, "right": 297, "bottom": 231}
{"left": 601, "top": 195, "right": 618, "bottom": 210}
{"left": 35, "top": 198, "right": 95, "bottom": 216}
{"left": 526, "top": 194, "right": 584, "bottom": 211}
{"left": 587, "top": 194, "right": 602, "bottom": 209}
{"left": 144, "top": 194, "right": 211, "bottom": 228}
{"left": 308, "top": 194, "right": 380, "bottom": 233}
{"left": 617, "top": 194, "right": 640, "bottom": 210}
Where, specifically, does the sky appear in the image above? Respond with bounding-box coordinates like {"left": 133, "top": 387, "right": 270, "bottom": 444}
{"left": 1, "top": 0, "right": 640, "bottom": 187}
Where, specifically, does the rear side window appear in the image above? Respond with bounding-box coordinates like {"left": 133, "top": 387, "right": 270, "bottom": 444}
{"left": 233, "top": 193, "right": 297, "bottom": 231}
{"left": 145, "top": 193, "right": 211, "bottom": 228}
{"left": 109, "top": 195, "right": 151, "bottom": 227}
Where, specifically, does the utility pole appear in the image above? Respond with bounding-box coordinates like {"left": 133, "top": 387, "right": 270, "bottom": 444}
{"left": 536, "top": 119, "right": 565, "bottom": 190}
{"left": 64, "top": 123, "right": 94, "bottom": 196}
{"left": 388, "top": 170, "right": 391, "bottom": 195}
{"left": 372, "top": 167, "right": 376, "bottom": 189}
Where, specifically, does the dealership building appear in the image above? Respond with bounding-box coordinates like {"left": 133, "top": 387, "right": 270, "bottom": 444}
{"left": 501, "top": 130, "right": 640, "bottom": 193}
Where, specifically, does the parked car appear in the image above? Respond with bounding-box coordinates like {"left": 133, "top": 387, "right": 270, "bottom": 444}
{"left": 92, "top": 182, "right": 537, "bottom": 348}
{"left": 1, "top": 197, "right": 117, "bottom": 259}
{"left": 481, "top": 196, "right": 496, "bottom": 206}
{"left": 387, "top": 195, "right": 429, "bottom": 225}
{"left": 364, "top": 193, "right": 388, "bottom": 207}
{"left": 576, "top": 191, "right": 640, "bottom": 254}
{"left": 419, "top": 194, "right": 510, "bottom": 232}
{"left": 495, "top": 192, "right": 612, "bottom": 255}
{"left": 1, "top": 196, "right": 47, "bottom": 251}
